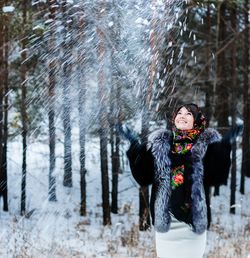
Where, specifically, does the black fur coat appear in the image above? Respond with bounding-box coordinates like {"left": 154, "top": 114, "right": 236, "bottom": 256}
{"left": 127, "top": 128, "right": 230, "bottom": 235}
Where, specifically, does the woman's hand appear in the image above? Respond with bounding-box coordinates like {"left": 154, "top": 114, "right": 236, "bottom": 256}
{"left": 116, "top": 123, "right": 140, "bottom": 145}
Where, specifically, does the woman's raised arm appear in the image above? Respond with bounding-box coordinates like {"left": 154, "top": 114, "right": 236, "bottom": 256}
{"left": 126, "top": 141, "right": 154, "bottom": 186}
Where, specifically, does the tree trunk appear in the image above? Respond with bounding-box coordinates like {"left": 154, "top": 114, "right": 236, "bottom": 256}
{"left": 78, "top": 75, "right": 87, "bottom": 216}
{"left": 77, "top": 17, "right": 87, "bottom": 216}
{"left": 97, "top": 2, "right": 111, "bottom": 225}
{"left": 110, "top": 118, "right": 117, "bottom": 214}
{"left": 139, "top": 185, "right": 150, "bottom": 231}
{"left": 0, "top": 0, "right": 9, "bottom": 212}
{"left": 216, "top": 1, "right": 229, "bottom": 130}
{"left": 110, "top": 2, "right": 121, "bottom": 214}
{"left": 110, "top": 103, "right": 121, "bottom": 214}
{"left": 229, "top": 2, "right": 237, "bottom": 214}
{"left": 139, "top": 108, "right": 151, "bottom": 230}
{"left": 3, "top": 0, "right": 10, "bottom": 211}
{"left": 48, "top": 0, "right": 57, "bottom": 201}
{"left": 20, "top": 0, "right": 29, "bottom": 215}
{"left": 138, "top": 0, "right": 160, "bottom": 230}
{"left": 205, "top": 3, "right": 211, "bottom": 125}
{"left": 109, "top": 59, "right": 117, "bottom": 214}
{"left": 230, "top": 124, "right": 237, "bottom": 214}
{"left": 240, "top": 0, "right": 250, "bottom": 194}
{"left": 61, "top": 0, "right": 72, "bottom": 188}
{"left": 214, "top": 2, "right": 228, "bottom": 196}
{"left": 0, "top": 1, "right": 6, "bottom": 211}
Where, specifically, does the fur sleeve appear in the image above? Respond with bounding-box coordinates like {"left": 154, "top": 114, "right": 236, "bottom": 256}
{"left": 127, "top": 142, "right": 154, "bottom": 186}
{"left": 203, "top": 141, "right": 231, "bottom": 186}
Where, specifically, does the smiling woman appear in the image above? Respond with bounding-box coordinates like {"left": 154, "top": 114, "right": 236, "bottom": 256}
{"left": 174, "top": 106, "right": 194, "bottom": 130}
{"left": 125, "top": 103, "right": 230, "bottom": 258}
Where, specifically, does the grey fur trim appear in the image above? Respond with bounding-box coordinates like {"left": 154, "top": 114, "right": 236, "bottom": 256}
{"left": 197, "top": 128, "right": 221, "bottom": 144}
{"left": 147, "top": 129, "right": 171, "bottom": 150}
{"left": 148, "top": 128, "right": 221, "bottom": 234}
{"left": 191, "top": 128, "right": 221, "bottom": 162}
{"left": 150, "top": 129, "right": 172, "bottom": 232}
{"left": 191, "top": 128, "right": 221, "bottom": 234}
{"left": 191, "top": 161, "right": 207, "bottom": 234}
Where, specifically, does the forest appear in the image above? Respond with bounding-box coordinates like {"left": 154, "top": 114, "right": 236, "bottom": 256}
{"left": 0, "top": 0, "right": 250, "bottom": 257}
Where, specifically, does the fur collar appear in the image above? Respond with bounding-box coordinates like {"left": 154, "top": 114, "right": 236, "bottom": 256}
{"left": 148, "top": 128, "right": 221, "bottom": 149}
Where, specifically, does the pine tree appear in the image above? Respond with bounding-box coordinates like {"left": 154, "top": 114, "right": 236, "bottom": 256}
{"left": 110, "top": 0, "right": 121, "bottom": 214}
{"left": 47, "top": 0, "right": 58, "bottom": 201}
{"left": 240, "top": 0, "right": 250, "bottom": 194}
{"left": 61, "top": 0, "right": 73, "bottom": 188}
{"left": 20, "top": 0, "right": 30, "bottom": 215}
{"left": 2, "top": 0, "right": 11, "bottom": 212}
{"left": 214, "top": 1, "right": 229, "bottom": 196}
{"left": 97, "top": 1, "right": 111, "bottom": 226}
{"left": 229, "top": 1, "right": 237, "bottom": 214}
{"left": 77, "top": 15, "right": 87, "bottom": 216}
{"left": 0, "top": 0, "right": 9, "bottom": 211}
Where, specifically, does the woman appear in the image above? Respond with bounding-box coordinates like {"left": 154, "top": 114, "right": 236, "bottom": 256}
{"left": 125, "top": 103, "right": 230, "bottom": 258}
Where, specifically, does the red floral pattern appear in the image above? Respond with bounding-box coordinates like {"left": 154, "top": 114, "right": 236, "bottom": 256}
{"left": 171, "top": 165, "right": 185, "bottom": 189}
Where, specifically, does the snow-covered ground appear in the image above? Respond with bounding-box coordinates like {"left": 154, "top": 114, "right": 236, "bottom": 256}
{"left": 0, "top": 136, "right": 249, "bottom": 257}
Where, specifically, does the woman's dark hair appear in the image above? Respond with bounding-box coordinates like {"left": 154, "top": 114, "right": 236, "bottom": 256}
{"left": 173, "top": 103, "right": 206, "bottom": 130}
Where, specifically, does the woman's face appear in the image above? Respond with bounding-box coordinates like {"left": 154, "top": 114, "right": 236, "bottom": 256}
{"left": 174, "top": 106, "right": 194, "bottom": 130}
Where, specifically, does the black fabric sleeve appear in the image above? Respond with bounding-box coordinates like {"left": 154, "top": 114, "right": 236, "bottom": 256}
{"left": 203, "top": 141, "right": 231, "bottom": 187}
{"left": 126, "top": 141, "right": 154, "bottom": 186}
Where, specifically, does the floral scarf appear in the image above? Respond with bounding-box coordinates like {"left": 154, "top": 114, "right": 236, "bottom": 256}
{"left": 172, "top": 128, "right": 200, "bottom": 155}
{"left": 171, "top": 127, "right": 202, "bottom": 189}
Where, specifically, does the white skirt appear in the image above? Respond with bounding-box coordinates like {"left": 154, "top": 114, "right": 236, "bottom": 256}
{"left": 155, "top": 216, "right": 207, "bottom": 258}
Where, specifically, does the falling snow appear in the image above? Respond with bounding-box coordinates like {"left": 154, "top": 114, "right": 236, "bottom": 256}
{"left": 0, "top": 0, "right": 249, "bottom": 257}
{"left": 2, "top": 6, "right": 15, "bottom": 13}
